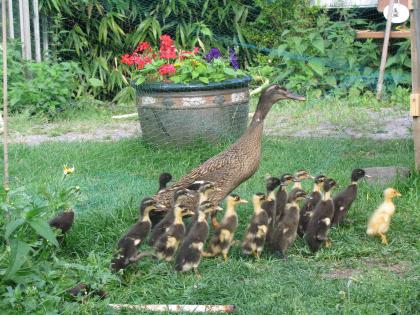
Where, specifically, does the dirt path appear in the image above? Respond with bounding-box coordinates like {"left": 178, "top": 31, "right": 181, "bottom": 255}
{"left": 4, "top": 108, "right": 411, "bottom": 145}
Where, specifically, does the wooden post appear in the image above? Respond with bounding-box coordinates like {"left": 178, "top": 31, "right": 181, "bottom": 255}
{"left": 41, "top": 15, "right": 48, "bottom": 59}
{"left": 8, "top": 0, "right": 14, "bottom": 39}
{"left": 411, "top": 0, "right": 420, "bottom": 170}
{"left": 22, "top": 0, "right": 31, "bottom": 60}
{"left": 32, "top": 0, "right": 41, "bottom": 62}
{"left": 2, "top": 0, "right": 10, "bottom": 190}
{"left": 376, "top": 0, "right": 395, "bottom": 99}
{"left": 18, "top": 0, "right": 24, "bottom": 56}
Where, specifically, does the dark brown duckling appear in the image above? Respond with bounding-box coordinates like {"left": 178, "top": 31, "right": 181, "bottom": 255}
{"left": 287, "top": 170, "right": 314, "bottom": 203}
{"left": 150, "top": 172, "right": 174, "bottom": 226}
{"left": 269, "top": 189, "right": 308, "bottom": 258}
{"left": 154, "top": 205, "right": 194, "bottom": 262}
{"left": 175, "top": 201, "right": 223, "bottom": 275}
{"left": 157, "top": 172, "right": 173, "bottom": 194}
{"left": 202, "top": 194, "right": 248, "bottom": 261}
{"left": 332, "top": 168, "right": 370, "bottom": 226}
{"left": 111, "top": 198, "right": 164, "bottom": 272}
{"left": 49, "top": 209, "right": 75, "bottom": 242}
{"left": 242, "top": 193, "right": 269, "bottom": 258}
{"left": 298, "top": 175, "right": 327, "bottom": 236}
{"left": 149, "top": 188, "right": 195, "bottom": 246}
{"left": 305, "top": 178, "right": 337, "bottom": 253}
{"left": 262, "top": 177, "right": 282, "bottom": 237}
{"left": 274, "top": 173, "right": 295, "bottom": 224}
{"left": 68, "top": 283, "right": 107, "bottom": 301}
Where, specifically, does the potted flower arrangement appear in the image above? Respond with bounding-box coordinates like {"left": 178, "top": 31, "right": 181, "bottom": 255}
{"left": 120, "top": 35, "right": 251, "bottom": 146}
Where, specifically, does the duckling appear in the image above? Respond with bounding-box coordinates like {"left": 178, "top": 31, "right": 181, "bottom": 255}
{"left": 298, "top": 175, "right": 327, "bottom": 236}
{"left": 332, "top": 168, "right": 370, "bottom": 226}
{"left": 242, "top": 193, "right": 269, "bottom": 259}
{"left": 111, "top": 198, "right": 164, "bottom": 272}
{"left": 149, "top": 188, "right": 195, "bottom": 246}
{"left": 202, "top": 194, "right": 248, "bottom": 260}
{"left": 68, "top": 283, "right": 107, "bottom": 301}
{"left": 274, "top": 173, "right": 295, "bottom": 223}
{"left": 157, "top": 172, "right": 173, "bottom": 194}
{"left": 262, "top": 177, "right": 282, "bottom": 236}
{"left": 49, "top": 209, "right": 75, "bottom": 242}
{"left": 287, "top": 170, "right": 314, "bottom": 203}
{"left": 187, "top": 181, "right": 221, "bottom": 230}
{"left": 175, "top": 201, "right": 223, "bottom": 274}
{"left": 305, "top": 178, "right": 337, "bottom": 253}
{"left": 154, "top": 205, "right": 194, "bottom": 262}
{"left": 269, "top": 189, "right": 308, "bottom": 258}
{"left": 367, "top": 188, "right": 401, "bottom": 245}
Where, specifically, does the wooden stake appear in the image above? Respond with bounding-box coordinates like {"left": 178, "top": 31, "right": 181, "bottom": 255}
{"left": 32, "top": 0, "right": 41, "bottom": 62}
{"left": 18, "top": 0, "right": 24, "bottom": 56}
{"left": 7, "top": 0, "right": 14, "bottom": 39}
{"left": 411, "top": 0, "right": 420, "bottom": 170}
{"left": 41, "top": 15, "right": 48, "bottom": 59}
{"left": 108, "top": 304, "right": 235, "bottom": 313}
{"left": 22, "top": 0, "right": 31, "bottom": 60}
{"left": 376, "top": 0, "right": 395, "bottom": 100}
{"left": 2, "top": 0, "right": 10, "bottom": 190}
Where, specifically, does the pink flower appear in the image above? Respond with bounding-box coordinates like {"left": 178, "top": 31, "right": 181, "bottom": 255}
{"left": 160, "top": 45, "right": 177, "bottom": 59}
{"left": 193, "top": 47, "right": 200, "bottom": 53}
{"left": 121, "top": 54, "right": 134, "bottom": 65}
{"left": 158, "top": 64, "right": 176, "bottom": 76}
{"left": 160, "top": 34, "right": 173, "bottom": 47}
{"left": 132, "top": 54, "right": 152, "bottom": 69}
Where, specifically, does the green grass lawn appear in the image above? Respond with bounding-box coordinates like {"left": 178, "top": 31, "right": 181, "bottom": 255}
{"left": 1, "top": 137, "right": 419, "bottom": 314}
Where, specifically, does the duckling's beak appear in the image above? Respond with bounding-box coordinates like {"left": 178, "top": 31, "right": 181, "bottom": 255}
{"left": 286, "top": 91, "right": 305, "bottom": 101}
{"left": 239, "top": 199, "right": 248, "bottom": 204}
{"left": 215, "top": 206, "right": 224, "bottom": 211}
{"left": 214, "top": 187, "right": 222, "bottom": 192}
{"left": 308, "top": 175, "right": 315, "bottom": 179}
{"left": 395, "top": 191, "right": 402, "bottom": 197}
{"left": 292, "top": 177, "right": 300, "bottom": 182}
{"left": 364, "top": 174, "right": 372, "bottom": 178}
{"left": 305, "top": 195, "right": 313, "bottom": 200}
{"left": 154, "top": 203, "right": 167, "bottom": 211}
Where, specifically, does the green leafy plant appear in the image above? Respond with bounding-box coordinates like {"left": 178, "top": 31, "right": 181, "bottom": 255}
{"left": 0, "top": 168, "right": 81, "bottom": 282}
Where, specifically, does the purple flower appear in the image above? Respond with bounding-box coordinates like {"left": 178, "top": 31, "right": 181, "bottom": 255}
{"left": 205, "top": 48, "right": 222, "bottom": 62}
{"left": 229, "top": 48, "right": 239, "bottom": 70}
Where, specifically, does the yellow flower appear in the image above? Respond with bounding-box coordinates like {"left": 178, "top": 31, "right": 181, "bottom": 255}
{"left": 63, "top": 165, "right": 75, "bottom": 175}
{"left": 191, "top": 60, "right": 200, "bottom": 66}
{"left": 174, "top": 61, "right": 182, "bottom": 68}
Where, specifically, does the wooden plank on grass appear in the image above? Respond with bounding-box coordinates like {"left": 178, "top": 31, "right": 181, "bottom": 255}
{"left": 109, "top": 304, "right": 236, "bottom": 313}
{"left": 356, "top": 30, "right": 411, "bottom": 39}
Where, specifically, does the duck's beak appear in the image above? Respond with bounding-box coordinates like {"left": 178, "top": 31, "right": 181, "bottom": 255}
{"left": 286, "top": 91, "right": 305, "bottom": 101}
{"left": 239, "top": 199, "right": 248, "bottom": 204}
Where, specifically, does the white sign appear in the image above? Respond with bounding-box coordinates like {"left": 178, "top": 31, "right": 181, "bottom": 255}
{"left": 383, "top": 3, "right": 410, "bottom": 24}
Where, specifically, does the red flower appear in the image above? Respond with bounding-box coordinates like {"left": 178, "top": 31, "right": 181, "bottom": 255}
{"left": 158, "top": 64, "right": 176, "bottom": 76}
{"left": 132, "top": 54, "right": 152, "bottom": 69}
{"left": 160, "top": 34, "right": 173, "bottom": 47}
{"left": 160, "top": 45, "right": 177, "bottom": 59}
{"left": 135, "top": 42, "right": 151, "bottom": 53}
{"left": 121, "top": 54, "right": 134, "bottom": 65}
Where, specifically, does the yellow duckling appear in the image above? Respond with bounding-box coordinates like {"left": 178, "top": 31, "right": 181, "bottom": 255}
{"left": 367, "top": 188, "right": 401, "bottom": 245}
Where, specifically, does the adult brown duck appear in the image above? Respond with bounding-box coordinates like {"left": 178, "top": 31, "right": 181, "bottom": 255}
{"left": 152, "top": 85, "right": 305, "bottom": 212}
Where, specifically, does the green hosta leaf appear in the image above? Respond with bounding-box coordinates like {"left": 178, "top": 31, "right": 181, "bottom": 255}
{"left": 199, "top": 77, "right": 209, "bottom": 84}
{"left": 5, "top": 239, "right": 32, "bottom": 280}
{"left": 311, "top": 34, "right": 325, "bottom": 54}
{"left": 28, "top": 218, "right": 59, "bottom": 247}
{"left": 324, "top": 76, "right": 337, "bottom": 87}
{"left": 136, "top": 76, "right": 146, "bottom": 85}
{"left": 223, "top": 68, "right": 237, "bottom": 76}
{"left": 308, "top": 58, "right": 325, "bottom": 76}
{"left": 88, "top": 78, "right": 103, "bottom": 88}
{"left": 5, "top": 218, "right": 26, "bottom": 239}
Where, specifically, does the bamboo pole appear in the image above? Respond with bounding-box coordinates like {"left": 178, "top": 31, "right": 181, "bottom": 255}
{"left": 32, "top": 0, "right": 40, "bottom": 61}
{"left": 22, "top": 0, "right": 31, "bottom": 60}
{"left": 41, "top": 15, "right": 48, "bottom": 59}
{"left": 108, "top": 304, "right": 236, "bottom": 313}
{"left": 7, "top": 0, "right": 14, "bottom": 39}
{"left": 376, "top": 0, "right": 395, "bottom": 100}
{"left": 18, "top": 0, "right": 23, "bottom": 56}
{"left": 411, "top": 0, "right": 420, "bottom": 170}
{"left": 2, "top": 0, "right": 10, "bottom": 190}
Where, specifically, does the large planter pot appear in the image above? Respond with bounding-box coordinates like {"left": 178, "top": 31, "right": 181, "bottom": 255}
{"left": 135, "top": 76, "right": 251, "bottom": 146}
